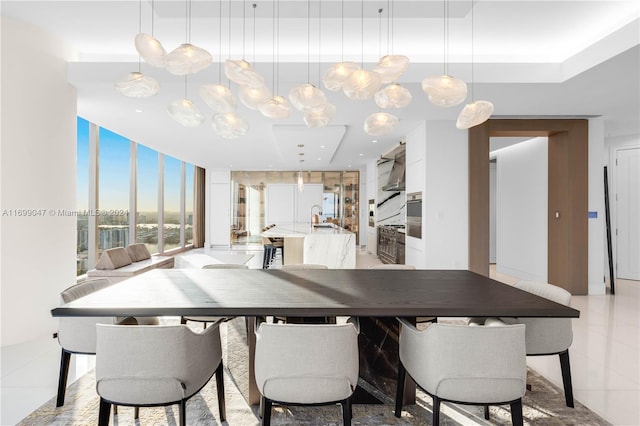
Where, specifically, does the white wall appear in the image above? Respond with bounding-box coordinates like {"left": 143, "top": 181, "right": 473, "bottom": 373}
{"left": 207, "top": 169, "right": 231, "bottom": 246}
{"left": 365, "top": 161, "right": 377, "bottom": 254}
{"left": 495, "top": 137, "right": 548, "bottom": 281}
{"left": 588, "top": 119, "right": 606, "bottom": 294}
{"left": 405, "top": 120, "right": 468, "bottom": 269}
{"left": 1, "top": 17, "right": 77, "bottom": 345}
{"left": 489, "top": 162, "right": 497, "bottom": 263}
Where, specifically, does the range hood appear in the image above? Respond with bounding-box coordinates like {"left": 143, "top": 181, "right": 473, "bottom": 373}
{"left": 381, "top": 149, "right": 406, "bottom": 191}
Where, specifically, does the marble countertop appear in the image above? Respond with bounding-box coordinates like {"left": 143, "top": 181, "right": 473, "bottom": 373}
{"left": 261, "top": 223, "right": 353, "bottom": 238}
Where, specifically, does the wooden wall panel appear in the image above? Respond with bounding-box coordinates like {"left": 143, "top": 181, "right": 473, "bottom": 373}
{"left": 468, "top": 123, "right": 490, "bottom": 276}
{"left": 548, "top": 132, "right": 571, "bottom": 288}
{"left": 468, "top": 119, "right": 588, "bottom": 294}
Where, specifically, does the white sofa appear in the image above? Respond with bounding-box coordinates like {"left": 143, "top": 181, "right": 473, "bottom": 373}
{"left": 87, "top": 244, "right": 174, "bottom": 283}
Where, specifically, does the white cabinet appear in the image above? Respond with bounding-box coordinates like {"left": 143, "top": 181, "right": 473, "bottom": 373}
{"left": 266, "top": 184, "right": 323, "bottom": 226}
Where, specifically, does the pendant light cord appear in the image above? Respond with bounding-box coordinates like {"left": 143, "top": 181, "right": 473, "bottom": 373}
{"left": 318, "top": 0, "right": 322, "bottom": 87}
{"left": 218, "top": 0, "right": 222, "bottom": 83}
{"left": 252, "top": 3, "right": 257, "bottom": 65}
{"left": 471, "top": 0, "right": 475, "bottom": 101}
{"left": 340, "top": 0, "right": 344, "bottom": 62}
{"left": 185, "top": 0, "right": 192, "bottom": 44}
{"left": 444, "top": 0, "right": 449, "bottom": 75}
{"left": 361, "top": 0, "right": 364, "bottom": 68}
{"left": 307, "top": 0, "right": 311, "bottom": 83}
{"left": 138, "top": 0, "right": 142, "bottom": 72}
{"left": 242, "top": 0, "right": 246, "bottom": 59}
{"left": 151, "top": 0, "right": 155, "bottom": 36}
{"left": 378, "top": 8, "right": 382, "bottom": 60}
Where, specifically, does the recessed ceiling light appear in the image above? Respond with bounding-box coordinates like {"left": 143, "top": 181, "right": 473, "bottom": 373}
{"left": 320, "top": 145, "right": 326, "bottom": 148}
{"left": 348, "top": 164, "right": 352, "bottom": 168}
{"left": 135, "top": 108, "right": 143, "bottom": 113}
{"left": 359, "top": 153, "right": 364, "bottom": 156}
{"left": 318, "top": 157, "right": 322, "bottom": 160}
{"left": 371, "top": 140, "right": 378, "bottom": 143}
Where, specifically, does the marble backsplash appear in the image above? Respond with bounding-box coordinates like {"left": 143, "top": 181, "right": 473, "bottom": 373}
{"left": 376, "top": 157, "right": 405, "bottom": 226}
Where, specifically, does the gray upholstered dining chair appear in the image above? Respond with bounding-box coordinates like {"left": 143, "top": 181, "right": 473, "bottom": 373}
{"left": 280, "top": 263, "right": 328, "bottom": 270}
{"left": 369, "top": 264, "right": 436, "bottom": 324}
{"left": 507, "top": 280, "right": 575, "bottom": 407}
{"left": 395, "top": 319, "right": 527, "bottom": 425}
{"left": 254, "top": 322, "right": 360, "bottom": 425}
{"left": 95, "top": 323, "right": 226, "bottom": 426}
{"left": 56, "top": 278, "right": 159, "bottom": 409}
{"left": 181, "top": 263, "right": 249, "bottom": 328}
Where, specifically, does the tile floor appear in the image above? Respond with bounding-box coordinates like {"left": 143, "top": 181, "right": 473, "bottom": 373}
{"left": 1, "top": 247, "right": 638, "bottom": 425}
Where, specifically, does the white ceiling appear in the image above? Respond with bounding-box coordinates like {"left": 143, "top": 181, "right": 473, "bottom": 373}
{"left": 2, "top": 0, "right": 639, "bottom": 170}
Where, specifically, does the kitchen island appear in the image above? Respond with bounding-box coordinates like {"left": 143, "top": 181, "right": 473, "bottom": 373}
{"left": 261, "top": 223, "right": 356, "bottom": 268}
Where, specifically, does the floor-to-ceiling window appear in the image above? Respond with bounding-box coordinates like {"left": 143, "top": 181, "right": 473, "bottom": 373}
{"left": 77, "top": 118, "right": 197, "bottom": 275}
{"left": 185, "top": 163, "right": 194, "bottom": 246}
{"left": 76, "top": 117, "right": 90, "bottom": 275}
{"left": 98, "top": 127, "right": 130, "bottom": 256}
{"left": 163, "top": 155, "right": 181, "bottom": 251}
{"left": 137, "top": 144, "right": 159, "bottom": 254}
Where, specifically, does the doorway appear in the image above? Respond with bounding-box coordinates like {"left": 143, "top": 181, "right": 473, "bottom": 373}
{"left": 469, "top": 119, "right": 588, "bottom": 295}
{"left": 614, "top": 147, "right": 640, "bottom": 280}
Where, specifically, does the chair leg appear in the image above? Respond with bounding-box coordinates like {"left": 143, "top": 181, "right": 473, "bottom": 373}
{"left": 342, "top": 398, "right": 352, "bottom": 425}
{"left": 134, "top": 406, "right": 140, "bottom": 419}
{"left": 98, "top": 398, "right": 111, "bottom": 426}
{"left": 484, "top": 405, "right": 490, "bottom": 420}
{"left": 56, "top": 349, "right": 71, "bottom": 407}
{"left": 179, "top": 400, "right": 187, "bottom": 426}
{"left": 559, "top": 350, "right": 575, "bottom": 407}
{"left": 262, "top": 397, "right": 272, "bottom": 426}
{"left": 394, "top": 361, "right": 406, "bottom": 417}
{"left": 510, "top": 399, "right": 523, "bottom": 426}
{"left": 215, "top": 362, "right": 226, "bottom": 422}
{"left": 432, "top": 396, "right": 441, "bottom": 425}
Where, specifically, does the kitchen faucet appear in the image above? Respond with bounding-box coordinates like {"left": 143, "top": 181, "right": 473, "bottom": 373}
{"left": 310, "top": 204, "right": 322, "bottom": 224}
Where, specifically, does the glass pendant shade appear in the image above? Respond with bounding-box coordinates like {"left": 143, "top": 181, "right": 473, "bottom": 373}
{"left": 115, "top": 72, "right": 160, "bottom": 98}
{"left": 224, "top": 59, "right": 265, "bottom": 88}
{"left": 343, "top": 70, "right": 382, "bottom": 101}
{"left": 239, "top": 85, "right": 272, "bottom": 110}
{"left": 373, "top": 55, "right": 410, "bottom": 84}
{"left": 199, "top": 84, "right": 237, "bottom": 113}
{"left": 421, "top": 75, "right": 468, "bottom": 107}
{"left": 164, "top": 43, "right": 212, "bottom": 75}
{"left": 288, "top": 84, "right": 327, "bottom": 112}
{"left": 259, "top": 96, "right": 291, "bottom": 119}
{"left": 167, "top": 99, "right": 205, "bottom": 127}
{"left": 456, "top": 100, "right": 494, "bottom": 129}
{"left": 134, "top": 33, "right": 167, "bottom": 68}
{"left": 364, "top": 112, "right": 399, "bottom": 136}
{"left": 304, "top": 103, "right": 336, "bottom": 128}
{"left": 375, "top": 83, "right": 412, "bottom": 109}
{"left": 322, "top": 61, "right": 360, "bottom": 91}
{"left": 212, "top": 112, "right": 250, "bottom": 139}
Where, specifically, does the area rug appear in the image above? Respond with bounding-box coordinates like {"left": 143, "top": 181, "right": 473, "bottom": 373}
{"left": 18, "top": 321, "right": 610, "bottom": 426}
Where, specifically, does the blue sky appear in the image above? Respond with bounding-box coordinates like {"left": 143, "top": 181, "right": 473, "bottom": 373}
{"left": 77, "top": 117, "right": 192, "bottom": 212}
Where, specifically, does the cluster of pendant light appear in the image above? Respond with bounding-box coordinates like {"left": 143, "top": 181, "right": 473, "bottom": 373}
{"left": 116, "top": 0, "right": 493, "bottom": 141}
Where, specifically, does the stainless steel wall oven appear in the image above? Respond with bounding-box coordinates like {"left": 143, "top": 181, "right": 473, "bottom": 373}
{"left": 406, "top": 192, "right": 422, "bottom": 239}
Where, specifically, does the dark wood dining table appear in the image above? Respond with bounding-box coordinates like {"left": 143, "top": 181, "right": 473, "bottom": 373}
{"left": 51, "top": 268, "right": 580, "bottom": 405}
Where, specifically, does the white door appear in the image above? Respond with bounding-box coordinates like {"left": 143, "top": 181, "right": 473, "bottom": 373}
{"left": 616, "top": 147, "right": 640, "bottom": 280}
